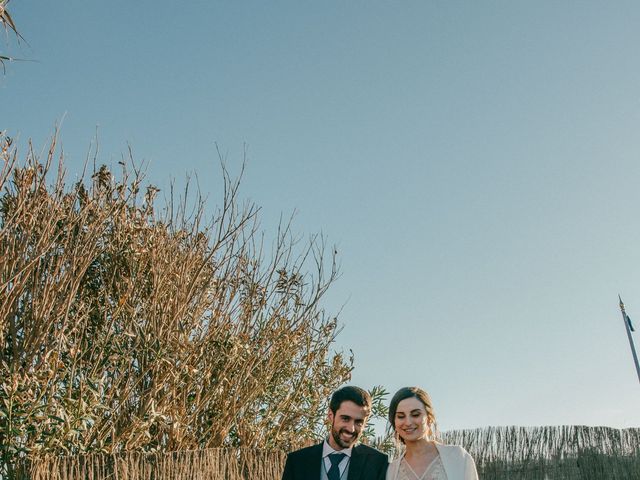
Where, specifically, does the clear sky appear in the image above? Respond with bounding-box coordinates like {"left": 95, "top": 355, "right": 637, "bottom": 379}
{"left": 3, "top": 1, "right": 640, "bottom": 431}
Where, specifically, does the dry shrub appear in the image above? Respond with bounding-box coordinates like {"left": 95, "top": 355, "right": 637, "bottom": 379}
{"left": 0, "top": 133, "right": 352, "bottom": 477}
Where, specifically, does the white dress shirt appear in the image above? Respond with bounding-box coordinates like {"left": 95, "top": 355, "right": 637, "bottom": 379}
{"left": 322, "top": 439, "right": 353, "bottom": 479}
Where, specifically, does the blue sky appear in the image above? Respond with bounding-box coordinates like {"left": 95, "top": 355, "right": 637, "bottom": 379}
{"left": 3, "top": 1, "right": 640, "bottom": 430}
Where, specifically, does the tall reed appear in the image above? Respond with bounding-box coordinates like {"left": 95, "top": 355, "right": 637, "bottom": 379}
{"left": 0, "top": 0, "right": 23, "bottom": 72}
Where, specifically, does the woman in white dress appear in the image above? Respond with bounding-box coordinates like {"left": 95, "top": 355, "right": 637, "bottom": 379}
{"left": 386, "top": 387, "right": 478, "bottom": 480}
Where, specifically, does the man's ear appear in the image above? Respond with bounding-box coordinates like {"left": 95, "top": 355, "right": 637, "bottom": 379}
{"left": 327, "top": 408, "right": 334, "bottom": 425}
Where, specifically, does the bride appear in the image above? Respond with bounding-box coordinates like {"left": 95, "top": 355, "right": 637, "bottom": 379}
{"left": 386, "top": 387, "right": 478, "bottom": 480}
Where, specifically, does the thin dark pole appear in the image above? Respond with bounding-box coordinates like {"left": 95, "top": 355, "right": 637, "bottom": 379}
{"left": 618, "top": 295, "right": 640, "bottom": 384}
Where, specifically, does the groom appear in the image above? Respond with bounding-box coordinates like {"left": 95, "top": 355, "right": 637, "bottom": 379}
{"left": 281, "top": 385, "right": 388, "bottom": 480}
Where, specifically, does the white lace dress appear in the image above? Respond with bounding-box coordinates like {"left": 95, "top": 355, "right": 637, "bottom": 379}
{"left": 387, "top": 444, "right": 478, "bottom": 480}
{"left": 396, "top": 456, "right": 448, "bottom": 480}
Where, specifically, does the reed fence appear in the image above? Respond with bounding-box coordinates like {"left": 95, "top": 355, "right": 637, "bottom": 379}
{"left": 443, "top": 425, "right": 640, "bottom": 479}
{"left": 18, "top": 448, "right": 286, "bottom": 480}
{"left": 12, "top": 426, "right": 640, "bottom": 479}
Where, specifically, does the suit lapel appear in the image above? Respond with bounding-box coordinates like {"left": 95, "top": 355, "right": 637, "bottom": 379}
{"left": 305, "top": 443, "right": 323, "bottom": 480}
{"left": 347, "top": 445, "right": 365, "bottom": 480}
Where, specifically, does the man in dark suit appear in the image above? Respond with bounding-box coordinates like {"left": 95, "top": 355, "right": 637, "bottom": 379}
{"left": 281, "top": 386, "right": 388, "bottom": 480}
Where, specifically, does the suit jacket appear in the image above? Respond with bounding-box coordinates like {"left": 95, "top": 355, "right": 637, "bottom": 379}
{"left": 386, "top": 443, "right": 478, "bottom": 480}
{"left": 282, "top": 442, "right": 389, "bottom": 480}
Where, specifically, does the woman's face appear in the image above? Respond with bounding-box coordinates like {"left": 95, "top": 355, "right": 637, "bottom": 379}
{"left": 394, "top": 396, "right": 430, "bottom": 442}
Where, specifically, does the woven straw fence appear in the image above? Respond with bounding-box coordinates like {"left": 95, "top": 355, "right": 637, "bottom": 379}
{"left": 442, "top": 425, "right": 640, "bottom": 479}
{"left": 14, "top": 426, "right": 640, "bottom": 479}
{"left": 18, "top": 449, "right": 286, "bottom": 480}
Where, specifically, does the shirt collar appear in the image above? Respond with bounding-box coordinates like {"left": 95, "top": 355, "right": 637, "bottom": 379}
{"left": 323, "top": 439, "right": 353, "bottom": 458}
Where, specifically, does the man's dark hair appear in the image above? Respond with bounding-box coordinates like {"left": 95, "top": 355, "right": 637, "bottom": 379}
{"left": 329, "top": 385, "right": 372, "bottom": 414}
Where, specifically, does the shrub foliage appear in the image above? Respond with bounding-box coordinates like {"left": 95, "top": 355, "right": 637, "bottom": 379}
{"left": 0, "top": 134, "right": 352, "bottom": 477}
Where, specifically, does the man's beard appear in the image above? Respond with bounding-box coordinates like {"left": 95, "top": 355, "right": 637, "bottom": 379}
{"left": 331, "top": 423, "right": 358, "bottom": 448}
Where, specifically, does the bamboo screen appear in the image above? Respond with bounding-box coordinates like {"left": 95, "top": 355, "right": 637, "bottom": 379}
{"left": 16, "top": 426, "right": 640, "bottom": 479}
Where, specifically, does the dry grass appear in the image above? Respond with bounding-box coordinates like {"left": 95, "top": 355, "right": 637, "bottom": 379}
{"left": 0, "top": 133, "right": 352, "bottom": 478}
